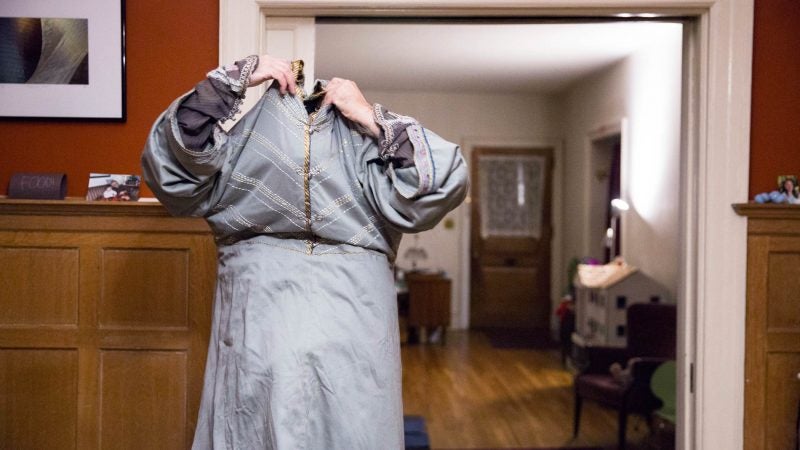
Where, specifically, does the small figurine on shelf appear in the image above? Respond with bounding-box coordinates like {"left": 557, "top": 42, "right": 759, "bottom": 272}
{"left": 754, "top": 175, "right": 800, "bottom": 204}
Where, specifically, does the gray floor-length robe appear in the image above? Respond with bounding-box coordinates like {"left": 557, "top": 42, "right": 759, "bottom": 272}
{"left": 141, "top": 59, "right": 468, "bottom": 449}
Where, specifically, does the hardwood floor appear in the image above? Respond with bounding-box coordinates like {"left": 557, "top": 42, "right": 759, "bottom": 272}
{"left": 401, "top": 330, "right": 651, "bottom": 449}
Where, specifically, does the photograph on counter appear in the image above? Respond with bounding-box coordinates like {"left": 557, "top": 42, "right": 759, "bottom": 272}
{"left": 777, "top": 175, "right": 799, "bottom": 199}
{"left": 86, "top": 173, "right": 141, "bottom": 202}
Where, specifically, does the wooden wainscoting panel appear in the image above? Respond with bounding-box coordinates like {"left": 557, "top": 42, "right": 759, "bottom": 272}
{"left": 99, "top": 350, "right": 188, "bottom": 450}
{"left": 0, "top": 349, "right": 79, "bottom": 450}
{"left": 765, "top": 353, "right": 800, "bottom": 450}
{"left": 0, "top": 247, "right": 79, "bottom": 325}
{"left": 737, "top": 205, "right": 800, "bottom": 449}
{"left": 0, "top": 200, "right": 216, "bottom": 449}
{"left": 766, "top": 251, "right": 800, "bottom": 330}
{"left": 744, "top": 234, "right": 769, "bottom": 449}
{"left": 99, "top": 248, "right": 189, "bottom": 329}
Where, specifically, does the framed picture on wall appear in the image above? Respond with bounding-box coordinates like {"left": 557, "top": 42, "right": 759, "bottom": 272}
{"left": 0, "top": 0, "right": 125, "bottom": 120}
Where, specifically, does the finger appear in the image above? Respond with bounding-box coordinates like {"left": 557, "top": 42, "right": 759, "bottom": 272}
{"left": 321, "top": 88, "right": 336, "bottom": 106}
{"left": 272, "top": 70, "right": 288, "bottom": 95}
{"left": 284, "top": 68, "right": 297, "bottom": 95}
{"left": 321, "top": 91, "right": 332, "bottom": 106}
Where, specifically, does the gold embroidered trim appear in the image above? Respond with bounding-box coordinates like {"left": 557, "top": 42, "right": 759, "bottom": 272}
{"left": 292, "top": 59, "right": 324, "bottom": 255}
{"left": 303, "top": 111, "right": 317, "bottom": 254}
{"left": 291, "top": 59, "right": 326, "bottom": 106}
{"left": 291, "top": 60, "right": 305, "bottom": 97}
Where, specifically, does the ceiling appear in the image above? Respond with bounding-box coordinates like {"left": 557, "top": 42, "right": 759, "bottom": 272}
{"left": 315, "top": 21, "right": 681, "bottom": 94}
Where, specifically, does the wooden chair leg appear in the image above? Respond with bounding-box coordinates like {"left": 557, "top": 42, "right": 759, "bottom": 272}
{"left": 573, "top": 390, "right": 582, "bottom": 438}
{"left": 795, "top": 402, "right": 800, "bottom": 450}
{"left": 618, "top": 408, "right": 628, "bottom": 450}
{"left": 646, "top": 413, "right": 655, "bottom": 437}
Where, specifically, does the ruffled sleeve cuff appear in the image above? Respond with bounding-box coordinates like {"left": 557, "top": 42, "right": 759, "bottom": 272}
{"left": 205, "top": 55, "right": 259, "bottom": 121}
{"left": 372, "top": 104, "right": 436, "bottom": 197}
{"left": 176, "top": 55, "right": 259, "bottom": 150}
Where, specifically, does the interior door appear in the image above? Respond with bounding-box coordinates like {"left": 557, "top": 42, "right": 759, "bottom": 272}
{"left": 470, "top": 147, "right": 553, "bottom": 330}
{"left": 262, "top": 17, "right": 316, "bottom": 83}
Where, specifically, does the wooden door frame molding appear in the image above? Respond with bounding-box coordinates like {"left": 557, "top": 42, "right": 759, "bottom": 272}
{"left": 219, "top": 2, "right": 754, "bottom": 449}
{"left": 584, "top": 118, "right": 626, "bottom": 259}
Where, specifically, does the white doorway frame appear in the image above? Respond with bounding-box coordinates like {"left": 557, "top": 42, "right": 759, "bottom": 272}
{"left": 219, "top": 2, "right": 753, "bottom": 449}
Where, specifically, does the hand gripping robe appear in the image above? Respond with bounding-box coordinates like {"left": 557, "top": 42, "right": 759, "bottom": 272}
{"left": 141, "top": 59, "right": 468, "bottom": 450}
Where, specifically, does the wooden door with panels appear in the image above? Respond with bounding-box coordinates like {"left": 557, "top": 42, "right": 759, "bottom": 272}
{"left": 470, "top": 147, "right": 553, "bottom": 330}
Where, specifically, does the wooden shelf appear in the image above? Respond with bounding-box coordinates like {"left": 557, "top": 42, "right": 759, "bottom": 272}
{"left": 0, "top": 197, "right": 210, "bottom": 233}
{"left": 0, "top": 197, "right": 170, "bottom": 217}
{"left": 732, "top": 202, "right": 800, "bottom": 218}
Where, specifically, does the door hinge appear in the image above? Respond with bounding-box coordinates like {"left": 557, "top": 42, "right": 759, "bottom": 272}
{"left": 689, "top": 362, "right": 695, "bottom": 394}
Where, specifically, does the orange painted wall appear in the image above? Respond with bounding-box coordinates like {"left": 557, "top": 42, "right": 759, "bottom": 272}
{"left": 0, "top": 0, "right": 218, "bottom": 197}
{"left": 0, "top": 1, "right": 797, "bottom": 198}
{"left": 749, "top": 0, "right": 800, "bottom": 197}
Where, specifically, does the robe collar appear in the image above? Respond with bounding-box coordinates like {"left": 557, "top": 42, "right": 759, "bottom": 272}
{"left": 268, "top": 60, "right": 334, "bottom": 132}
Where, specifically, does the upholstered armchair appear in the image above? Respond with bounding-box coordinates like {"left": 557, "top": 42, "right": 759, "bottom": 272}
{"left": 572, "top": 303, "right": 676, "bottom": 450}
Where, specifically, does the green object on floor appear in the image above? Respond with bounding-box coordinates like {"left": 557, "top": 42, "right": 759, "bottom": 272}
{"left": 651, "top": 360, "right": 677, "bottom": 423}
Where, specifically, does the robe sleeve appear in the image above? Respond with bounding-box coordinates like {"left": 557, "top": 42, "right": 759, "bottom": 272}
{"left": 140, "top": 56, "right": 258, "bottom": 217}
{"left": 359, "top": 105, "right": 469, "bottom": 233}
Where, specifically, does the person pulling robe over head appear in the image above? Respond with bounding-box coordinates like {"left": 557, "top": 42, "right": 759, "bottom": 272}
{"left": 141, "top": 54, "right": 468, "bottom": 450}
